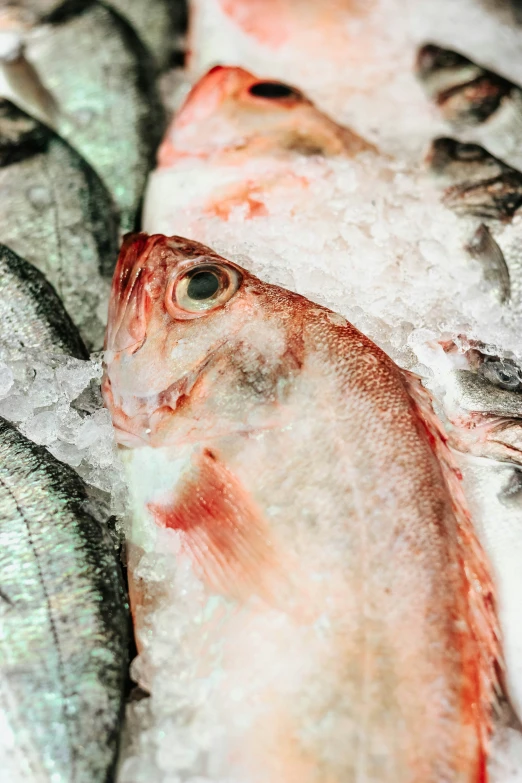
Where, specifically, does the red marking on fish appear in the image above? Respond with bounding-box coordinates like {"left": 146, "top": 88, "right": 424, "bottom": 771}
{"left": 148, "top": 448, "right": 282, "bottom": 602}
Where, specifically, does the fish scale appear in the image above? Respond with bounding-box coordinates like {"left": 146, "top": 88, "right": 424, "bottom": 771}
{"left": 0, "top": 97, "right": 118, "bottom": 350}
{"left": 0, "top": 416, "right": 129, "bottom": 782}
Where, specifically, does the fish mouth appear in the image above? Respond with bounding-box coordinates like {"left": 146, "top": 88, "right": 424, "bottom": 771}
{"left": 415, "top": 44, "right": 481, "bottom": 96}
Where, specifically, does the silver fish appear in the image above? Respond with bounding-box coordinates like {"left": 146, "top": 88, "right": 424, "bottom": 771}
{"left": 416, "top": 44, "right": 522, "bottom": 171}
{"left": 441, "top": 343, "right": 522, "bottom": 720}
{"left": 425, "top": 138, "right": 522, "bottom": 306}
{"left": 0, "top": 98, "right": 118, "bottom": 349}
{"left": 0, "top": 415, "right": 129, "bottom": 782}
{"left": 2, "top": 0, "right": 184, "bottom": 70}
{"left": 103, "top": 0, "right": 184, "bottom": 70}
{"left": 0, "top": 242, "right": 87, "bottom": 359}
{"left": 19, "top": 0, "right": 164, "bottom": 233}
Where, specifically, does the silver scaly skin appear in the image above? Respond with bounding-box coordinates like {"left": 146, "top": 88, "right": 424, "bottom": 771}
{"left": 0, "top": 243, "right": 87, "bottom": 360}
{"left": 0, "top": 98, "right": 118, "bottom": 350}
{"left": 21, "top": 0, "right": 165, "bottom": 234}
{"left": 424, "top": 137, "right": 522, "bottom": 310}
{"left": 0, "top": 416, "right": 129, "bottom": 782}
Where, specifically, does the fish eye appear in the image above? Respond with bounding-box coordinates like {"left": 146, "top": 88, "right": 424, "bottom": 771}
{"left": 480, "top": 360, "right": 522, "bottom": 391}
{"left": 248, "top": 81, "right": 300, "bottom": 100}
{"left": 166, "top": 262, "right": 241, "bottom": 319}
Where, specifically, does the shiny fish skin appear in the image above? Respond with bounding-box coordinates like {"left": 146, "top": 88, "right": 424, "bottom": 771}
{"left": 100, "top": 0, "right": 182, "bottom": 70}
{"left": 103, "top": 233, "right": 498, "bottom": 782}
{"left": 0, "top": 416, "right": 128, "bottom": 782}
{"left": 416, "top": 44, "right": 522, "bottom": 171}
{"left": 0, "top": 98, "right": 118, "bottom": 350}
{"left": 13, "top": 0, "right": 164, "bottom": 234}
{"left": 0, "top": 243, "right": 87, "bottom": 359}
{"left": 424, "top": 137, "right": 522, "bottom": 308}
{"left": 5, "top": 0, "right": 183, "bottom": 68}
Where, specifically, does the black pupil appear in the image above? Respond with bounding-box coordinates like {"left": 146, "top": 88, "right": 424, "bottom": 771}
{"left": 249, "top": 81, "right": 296, "bottom": 99}
{"left": 187, "top": 270, "right": 220, "bottom": 300}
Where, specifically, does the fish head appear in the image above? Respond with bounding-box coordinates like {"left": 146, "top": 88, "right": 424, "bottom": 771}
{"left": 416, "top": 44, "right": 482, "bottom": 99}
{"left": 416, "top": 44, "right": 512, "bottom": 125}
{"left": 103, "top": 233, "right": 306, "bottom": 447}
{"left": 444, "top": 342, "right": 522, "bottom": 465}
{"left": 158, "top": 65, "right": 371, "bottom": 166}
{"left": 425, "top": 137, "right": 507, "bottom": 184}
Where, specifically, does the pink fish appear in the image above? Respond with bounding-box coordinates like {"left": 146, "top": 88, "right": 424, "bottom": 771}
{"left": 144, "top": 65, "right": 375, "bottom": 233}
{"left": 104, "top": 233, "right": 498, "bottom": 783}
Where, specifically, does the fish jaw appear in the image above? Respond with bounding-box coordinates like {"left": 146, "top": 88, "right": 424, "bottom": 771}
{"left": 157, "top": 64, "right": 373, "bottom": 167}
{"left": 103, "top": 233, "right": 303, "bottom": 448}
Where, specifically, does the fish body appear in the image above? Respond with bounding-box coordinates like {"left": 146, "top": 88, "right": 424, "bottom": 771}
{"left": 417, "top": 45, "right": 522, "bottom": 172}
{"left": 0, "top": 98, "right": 118, "bottom": 349}
{"left": 102, "top": 0, "right": 183, "bottom": 70}
{"left": 0, "top": 243, "right": 87, "bottom": 359}
{"left": 103, "top": 233, "right": 498, "bottom": 782}
{"left": 0, "top": 0, "right": 164, "bottom": 233}
{"left": 0, "top": 415, "right": 128, "bottom": 781}
{"left": 144, "top": 64, "right": 374, "bottom": 234}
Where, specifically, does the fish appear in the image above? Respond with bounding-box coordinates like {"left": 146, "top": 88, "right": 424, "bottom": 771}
{"left": 103, "top": 0, "right": 184, "bottom": 70}
{"left": 443, "top": 343, "right": 522, "bottom": 466}
{"left": 103, "top": 232, "right": 498, "bottom": 782}
{"left": 144, "top": 64, "right": 375, "bottom": 233}
{"left": 0, "top": 0, "right": 164, "bottom": 234}
{"left": 0, "top": 415, "right": 129, "bottom": 781}
{"left": 438, "top": 341, "right": 522, "bottom": 722}
{"left": 3, "top": 0, "right": 183, "bottom": 69}
{"left": 0, "top": 98, "right": 119, "bottom": 350}
{"left": 416, "top": 45, "right": 522, "bottom": 171}
{"left": 424, "top": 137, "right": 522, "bottom": 308}
{"left": 0, "top": 242, "right": 88, "bottom": 359}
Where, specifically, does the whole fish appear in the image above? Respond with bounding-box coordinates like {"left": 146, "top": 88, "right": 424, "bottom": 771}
{"left": 0, "top": 415, "right": 128, "bottom": 781}
{"left": 425, "top": 137, "right": 522, "bottom": 308}
{"left": 0, "top": 243, "right": 87, "bottom": 359}
{"left": 0, "top": 0, "right": 164, "bottom": 233}
{"left": 416, "top": 44, "right": 522, "bottom": 171}
{"left": 0, "top": 98, "right": 118, "bottom": 349}
{"left": 144, "top": 64, "right": 375, "bottom": 233}
{"left": 103, "top": 233, "right": 498, "bottom": 782}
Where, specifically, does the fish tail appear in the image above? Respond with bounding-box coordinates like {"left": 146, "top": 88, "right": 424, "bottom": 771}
{"left": 402, "top": 369, "right": 500, "bottom": 770}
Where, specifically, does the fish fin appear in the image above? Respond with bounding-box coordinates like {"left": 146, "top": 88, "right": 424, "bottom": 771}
{"left": 148, "top": 449, "right": 282, "bottom": 603}
{"left": 402, "top": 370, "right": 501, "bottom": 756}
{"left": 465, "top": 224, "right": 511, "bottom": 304}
